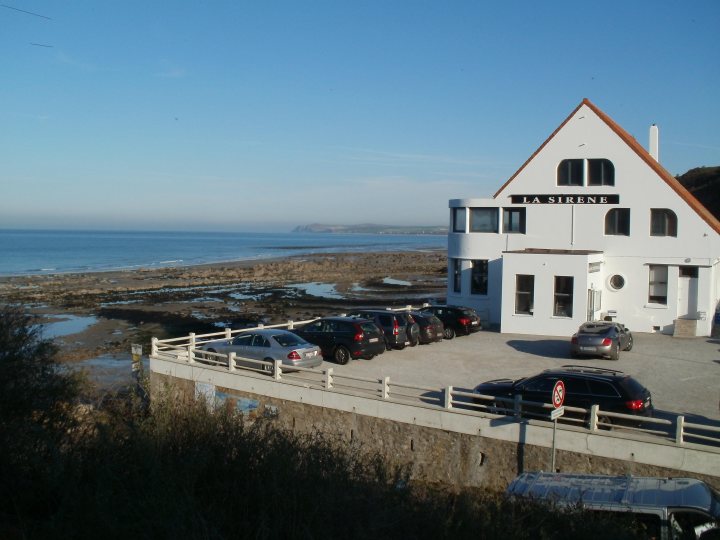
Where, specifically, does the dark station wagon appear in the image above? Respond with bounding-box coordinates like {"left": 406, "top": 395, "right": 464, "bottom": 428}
{"left": 474, "top": 365, "right": 653, "bottom": 427}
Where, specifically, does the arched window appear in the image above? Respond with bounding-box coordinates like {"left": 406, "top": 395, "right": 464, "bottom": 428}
{"left": 557, "top": 159, "right": 583, "bottom": 186}
{"left": 588, "top": 159, "right": 614, "bottom": 186}
{"left": 605, "top": 208, "right": 630, "bottom": 236}
{"left": 650, "top": 209, "right": 677, "bottom": 237}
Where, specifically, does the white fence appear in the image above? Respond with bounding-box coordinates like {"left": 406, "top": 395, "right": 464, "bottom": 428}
{"left": 151, "top": 321, "right": 720, "bottom": 450}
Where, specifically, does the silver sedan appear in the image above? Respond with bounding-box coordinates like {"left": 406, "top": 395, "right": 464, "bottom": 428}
{"left": 201, "top": 329, "right": 323, "bottom": 370}
{"left": 570, "top": 322, "right": 633, "bottom": 360}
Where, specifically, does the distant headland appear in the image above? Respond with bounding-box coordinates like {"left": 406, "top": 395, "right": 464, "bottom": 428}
{"left": 293, "top": 223, "right": 448, "bottom": 235}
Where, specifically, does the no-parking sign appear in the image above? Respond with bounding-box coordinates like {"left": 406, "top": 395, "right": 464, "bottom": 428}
{"left": 552, "top": 380, "right": 565, "bottom": 409}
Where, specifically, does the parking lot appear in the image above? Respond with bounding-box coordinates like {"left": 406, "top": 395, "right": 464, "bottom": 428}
{"left": 328, "top": 330, "right": 720, "bottom": 423}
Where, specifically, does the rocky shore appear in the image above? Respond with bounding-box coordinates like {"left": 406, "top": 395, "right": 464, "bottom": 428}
{"left": 0, "top": 250, "right": 448, "bottom": 362}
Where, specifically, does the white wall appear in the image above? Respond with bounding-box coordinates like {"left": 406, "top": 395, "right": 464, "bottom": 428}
{"left": 447, "top": 102, "right": 720, "bottom": 336}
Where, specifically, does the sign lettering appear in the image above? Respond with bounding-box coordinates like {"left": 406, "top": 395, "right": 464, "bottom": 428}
{"left": 510, "top": 194, "right": 619, "bottom": 204}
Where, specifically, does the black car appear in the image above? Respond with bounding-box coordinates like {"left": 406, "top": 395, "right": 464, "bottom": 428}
{"left": 409, "top": 310, "right": 444, "bottom": 344}
{"left": 420, "top": 305, "right": 482, "bottom": 339}
{"left": 346, "top": 309, "right": 419, "bottom": 349}
{"left": 473, "top": 365, "right": 653, "bottom": 427}
{"left": 293, "top": 316, "right": 386, "bottom": 365}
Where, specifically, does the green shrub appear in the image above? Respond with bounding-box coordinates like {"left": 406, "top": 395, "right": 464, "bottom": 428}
{"left": 0, "top": 307, "right": 647, "bottom": 539}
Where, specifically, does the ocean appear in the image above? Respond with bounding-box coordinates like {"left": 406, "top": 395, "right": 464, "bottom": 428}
{"left": 0, "top": 229, "right": 447, "bottom": 276}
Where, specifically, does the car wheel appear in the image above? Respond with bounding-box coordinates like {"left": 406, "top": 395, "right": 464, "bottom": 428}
{"left": 262, "top": 357, "right": 274, "bottom": 373}
{"left": 395, "top": 343, "right": 406, "bottom": 350}
{"left": 333, "top": 346, "right": 351, "bottom": 365}
{"left": 408, "top": 334, "right": 418, "bottom": 347}
{"left": 609, "top": 343, "right": 620, "bottom": 361}
{"left": 624, "top": 336, "right": 633, "bottom": 351}
{"left": 443, "top": 327, "right": 455, "bottom": 340}
{"left": 597, "top": 414, "right": 613, "bottom": 431}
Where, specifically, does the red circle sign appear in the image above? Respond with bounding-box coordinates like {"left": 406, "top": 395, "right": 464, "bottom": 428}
{"left": 552, "top": 380, "right": 565, "bottom": 408}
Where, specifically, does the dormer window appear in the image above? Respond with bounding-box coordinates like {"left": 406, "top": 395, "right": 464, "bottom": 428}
{"left": 557, "top": 158, "right": 615, "bottom": 186}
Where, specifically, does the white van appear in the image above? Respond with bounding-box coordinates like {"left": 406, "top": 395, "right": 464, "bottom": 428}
{"left": 507, "top": 472, "right": 720, "bottom": 540}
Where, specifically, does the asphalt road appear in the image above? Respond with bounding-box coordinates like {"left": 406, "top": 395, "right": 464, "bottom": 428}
{"left": 324, "top": 329, "right": 720, "bottom": 424}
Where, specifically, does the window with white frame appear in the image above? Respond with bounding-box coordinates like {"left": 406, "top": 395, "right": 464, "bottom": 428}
{"left": 650, "top": 209, "right": 677, "bottom": 237}
{"left": 605, "top": 208, "right": 630, "bottom": 236}
{"left": 471, "top": 260, "right": 488, "bottom": 295}
{"left": 452, "top": 208, "right": 466, "bottom": 233}
{"left": 503, "top": 208, "right": 526, "bottom": 234}
{"left": 648, "top": 265, "right": 668, "bottom": 305}
{"left": 515, "top": 275, "right": 534, "bottom": 315}
{"left": 553, "top": 276, "right": 574, "bottom": 317}
{"left": 469, "top": 208, "right": 499, "bottom": 233}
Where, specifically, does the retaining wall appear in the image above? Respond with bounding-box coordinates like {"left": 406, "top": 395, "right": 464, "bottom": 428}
{"left": 149, "top": 359, "right": 720, "bottom": 491}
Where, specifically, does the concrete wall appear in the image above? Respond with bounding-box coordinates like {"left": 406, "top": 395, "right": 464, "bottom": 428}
{"left": 150, "top": 359, "right": 720, "bottom": 491}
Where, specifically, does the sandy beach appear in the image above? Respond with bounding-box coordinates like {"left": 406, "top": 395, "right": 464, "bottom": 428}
{"left": 0, "top": 250, "right": 448, "bottom": 362}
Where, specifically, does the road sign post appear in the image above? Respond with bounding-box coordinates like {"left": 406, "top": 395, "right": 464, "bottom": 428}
{"left": 550, "top": 380, "right": 565, "bottom": 471}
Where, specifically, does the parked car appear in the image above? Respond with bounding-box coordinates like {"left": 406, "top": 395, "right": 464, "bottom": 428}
{"left": 346, "top": 309, "right": 420, "bottom": 349}
{"left": 571, "top": 321, "right": 633, "bottom": 360}
{"left": 419, "top": 305, "right": 482, "bottom": 339}
{"left": 474, "top": 365, "right": 653, "bottom": 427}
{"left": 200, "top": 328, "right": 322, "bottom": 371}
{"left": 409, "top": 310, "right": 444, "bottom": 344}
{"left": 292, "top": 316, "right": 386, "bottom": 365}
{"left": 507, "top": 472, "right": 720, "bottom": 540}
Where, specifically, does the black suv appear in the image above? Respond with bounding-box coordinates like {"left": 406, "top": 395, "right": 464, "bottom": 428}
{"left": 409, "top": 310, "right": 444, "bottom": 344}
{"left": 293, "top": 316, "right": 385, "bottom": 365}
{"left": 420, "top": 305, "right": 482, "bottom": 339}
{"left": 346, "top": 309, "right": 420, "bottom": 349}
{"left": 473, "top": 365, "right": 653, "bottom": 427}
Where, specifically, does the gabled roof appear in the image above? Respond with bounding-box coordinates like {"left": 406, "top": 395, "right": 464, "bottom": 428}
{"left": 494, "top": 98, "right": 720, "bottom": 235}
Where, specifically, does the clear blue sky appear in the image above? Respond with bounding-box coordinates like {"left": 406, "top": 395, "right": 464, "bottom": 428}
{"left": 2, "top": 1, "right": 718, "bottom": 232}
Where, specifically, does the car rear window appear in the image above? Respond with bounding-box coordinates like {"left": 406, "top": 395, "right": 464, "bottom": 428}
{"left": 619, "top": 376, "right": 648, "bottom": 396}
{"left": 359, "top": 322, "right": 379, "bottom": 334}
{"left": 273, "top": 333, "right": 306, "bottom": 347}
{"left": 587, "top": 380, "right": 621, "bottom": 397}
{"left": 580, "top": 324, "right": 612, "bottom": 335}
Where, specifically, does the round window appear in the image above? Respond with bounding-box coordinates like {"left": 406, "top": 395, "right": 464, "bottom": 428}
{"left": 609, "top": 274, "right": 625, "bottom": 290}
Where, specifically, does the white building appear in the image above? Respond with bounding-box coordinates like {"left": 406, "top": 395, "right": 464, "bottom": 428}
{"left": 447, "top": 99, "right": 720, "bottom": 337}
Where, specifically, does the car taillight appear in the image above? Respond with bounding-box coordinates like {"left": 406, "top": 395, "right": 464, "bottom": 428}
{"left": 601, "top": 338, "right": 612, "bottom": 346}
{"left": 353, "top": 331, "right": 364, "bottom": 342}
{"left": 287, "top": 351, "right": 302, "bottom": 360}
{"left": 458, "top": 317, "right": 470, "bottom": 326}
{"left": 571, "top": 336, "right": 578, "bottom": 344}
{"left": 393, "top": 319, "right": 399, "bottom": 335}
{"left": 625, "top": 399, "right": 644, "bottom": 411}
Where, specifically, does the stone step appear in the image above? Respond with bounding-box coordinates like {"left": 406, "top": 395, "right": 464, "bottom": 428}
{"left": 673, "top": 318, "right": 697, "bottom": 338}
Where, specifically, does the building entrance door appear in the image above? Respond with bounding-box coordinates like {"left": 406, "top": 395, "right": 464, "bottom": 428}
{"left": 677, "top": 266, "right": 698, "bottom": 318}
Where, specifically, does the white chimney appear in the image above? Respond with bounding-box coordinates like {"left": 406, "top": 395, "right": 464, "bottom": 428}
{"left": 649, "top": 124, "right": 659, "bottom": 162}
